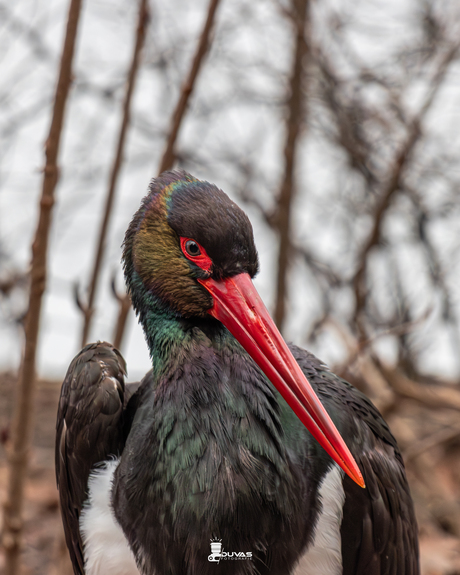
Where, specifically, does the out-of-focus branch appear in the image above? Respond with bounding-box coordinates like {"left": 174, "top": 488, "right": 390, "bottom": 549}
{"left": 111, "top": 276, "right": 131, "bottom": 350}
{"left": 406, "top": 185, "right": 460, "bottom": 370}
{"left": 315, "top": 50, "right": 378, "bottom": 189}
{"left": 0, "top": 3, "right": 54, "bottom": 61}
{"left": 113, "top": 294, "right": 131, "bottom": 350}
{"left": 404, "top": 422, "right": 460, "bottom": 462}
{"left": 336, "top": 305, "right": 432, "bottom": 373}
{"left": 158, "top": 0, "right": 221, "bottom": 173}
{"left": 112, "top": 0, "right": 221, "bottom": 350}
{"left": 380, "top": 363, "right": 460, "bottom": 411}
{"left": 274, "top": 0, "right": 309, "bottom": 332}
{"left": 294, "top": 243, "right": 342, "bottom": 287}
{"left": 1, "top": 1, "right": 83, "bottom": 573}
{"left": 0, "top": 3, "right": 120, "bottom": 108}
{"left": 352, "top": 44, "right": 459, "bottom": 339}
{"left": 80, "top": 0, "right": 149, "bottom": 348}
{"left": 0, "top": 270, "right": 28, "bottom": 297}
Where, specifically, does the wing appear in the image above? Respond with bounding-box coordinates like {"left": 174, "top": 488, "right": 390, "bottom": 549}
{"left": 289, "top": 345, "right": 419, "bottom": 575}
{"left": 339, "top": 400, "right": 419, "bottom": 575}
{"left": 55, "top": 341, "right": 130, "bottom": 575}
{"left": 341, "top": 442, "right": 419, "bottom": 575}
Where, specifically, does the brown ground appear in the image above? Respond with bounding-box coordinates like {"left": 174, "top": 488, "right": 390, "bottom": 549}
{"left": 0, "top": 373, "right": 73, "bottom": 575}
{"left": 0, "top": 369, "right": 459, "bottom": 574}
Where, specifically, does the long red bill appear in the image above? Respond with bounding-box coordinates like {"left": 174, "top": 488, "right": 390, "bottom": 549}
{"left": 198, "top": 272, "right": 365, "bottom": 488}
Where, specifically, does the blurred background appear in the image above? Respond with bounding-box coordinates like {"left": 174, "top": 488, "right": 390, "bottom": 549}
{"left": 1, "top": 0, "right": 460, "bottom": 572}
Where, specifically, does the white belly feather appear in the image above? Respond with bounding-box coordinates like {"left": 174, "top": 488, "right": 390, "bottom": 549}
{"left": 79, "top": 459, "right": 141, "bottom": 575}
{"left": 293, "top": 464, "right": 345, "bottom": 575}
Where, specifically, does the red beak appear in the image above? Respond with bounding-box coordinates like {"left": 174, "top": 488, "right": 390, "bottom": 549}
{"left": 198, "top": 273, "right": 365, "bottom": 488}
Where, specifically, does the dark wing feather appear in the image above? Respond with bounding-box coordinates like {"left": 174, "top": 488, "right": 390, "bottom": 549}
{"left": 289, "top": 345, "right": 419, "bottom": 575}
{"left": 329, "top": 380, "right": 419, "bottom": 575}
{"left": 55, "top": 342, "right": 129, "bottom": 575}
{"left": 341, "top": 436, "right": 419, "bottom": 575}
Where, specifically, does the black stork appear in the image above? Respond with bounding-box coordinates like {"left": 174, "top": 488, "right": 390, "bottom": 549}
{"left": 56, "top": 170, "right": 419, "bottom": 575}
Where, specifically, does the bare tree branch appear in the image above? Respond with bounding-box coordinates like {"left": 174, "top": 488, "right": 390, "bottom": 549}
{"left": 112, "top": 0, "right": 222, "bottom": 350}
{"left": 274, "top": 0, "right": 309, "bottom": 331}
{"left": 80, "top": 0, "right": 149, "bottom": 348}
{"left": 406, "top": 184, "right": 460, "bottom": 369}
{"left": 110, "top": 275, "right": 131, "bottom": 350}
{"left": 158, "top": 0, "right": 221, "bottom": 173}
{"left": 404, "top": 422, "right": 460, "bottom": 461}
{"left": 315, "top": 50, "right": 379, "bottom": 189}
{"left": 352, "top": 43, "right": 459, "bottom": 339}
{"left": 2, "top": 1, "right": 83, "bottom": 572}
{"left": 380, "top": 363, "right": 460, "bottom": 411}
{"left": 113, "top": 292, "right": 132, "bottom": 350}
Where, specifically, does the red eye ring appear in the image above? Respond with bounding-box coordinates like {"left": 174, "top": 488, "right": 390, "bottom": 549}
{"left": 180, "top": 237, "right": 213, "bottom": 273}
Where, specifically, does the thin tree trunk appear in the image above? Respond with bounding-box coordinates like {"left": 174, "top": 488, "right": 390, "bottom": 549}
{"left": 112, "top": 0, "right": 221, "bottom": 349}
{"left": 2, "top": 1, "right": 83, "bottom": 572}
{"left": 80, "top": 0, "right": 149, "bottom": 348}
{"left": 274, "top": 0, "right": 309, "bottom": 332}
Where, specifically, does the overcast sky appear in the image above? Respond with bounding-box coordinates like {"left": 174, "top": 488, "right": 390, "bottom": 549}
{"left": 1, "top": 0, "right": 460, "bottom": 382}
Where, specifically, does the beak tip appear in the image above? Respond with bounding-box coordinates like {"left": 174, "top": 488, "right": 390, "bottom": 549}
{"left": 349, "top": 467, "right": 366, "bottom": 489}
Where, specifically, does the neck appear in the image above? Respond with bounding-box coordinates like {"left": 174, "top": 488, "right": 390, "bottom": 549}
{"left": 129, "top": 271, "right": 229, "bottom": 379}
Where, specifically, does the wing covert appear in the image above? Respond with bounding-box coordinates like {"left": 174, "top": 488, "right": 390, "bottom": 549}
{"left": 55, "top": 342, "right": 128, "bottom": 575}
{"left": 288, "top": 344, "right": 419, "bottom": 575}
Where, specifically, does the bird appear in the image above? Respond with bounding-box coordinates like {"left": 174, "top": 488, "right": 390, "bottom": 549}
{"left": 56, "top": 170, "right": 419, "bottom": 575}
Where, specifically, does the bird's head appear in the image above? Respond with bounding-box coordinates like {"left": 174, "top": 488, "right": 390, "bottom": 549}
{"left": 123, "top": 170, "right": 258, "bottom": 319}
{"left": 123, "top": 170, "right": 364, "bottom": 488}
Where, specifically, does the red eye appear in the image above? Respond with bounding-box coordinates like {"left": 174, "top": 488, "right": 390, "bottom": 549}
{"left": 180, "top": 237, "right": 212, "bottom": 273}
